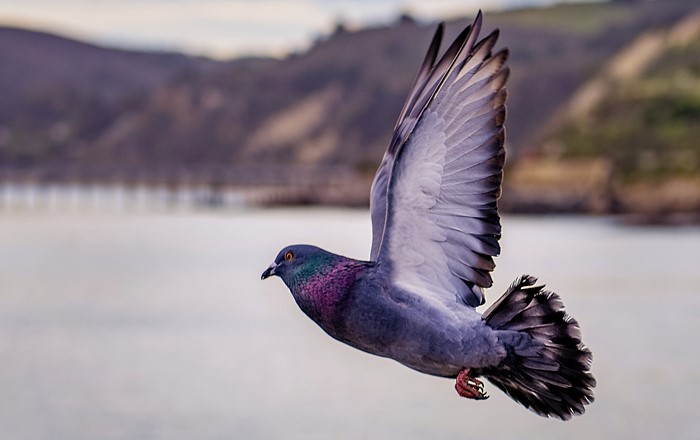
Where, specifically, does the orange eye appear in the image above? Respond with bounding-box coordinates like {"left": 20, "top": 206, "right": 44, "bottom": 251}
{"left": 284, "top": 251, "right": 294, "bottom": 262}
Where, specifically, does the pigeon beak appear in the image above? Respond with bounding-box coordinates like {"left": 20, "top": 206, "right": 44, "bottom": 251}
{"left": 261, "top": 262, "right": 278, "bottom": 280}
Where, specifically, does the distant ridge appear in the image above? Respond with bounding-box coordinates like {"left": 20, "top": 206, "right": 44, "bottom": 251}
{"left": 0, "top": 0, "right": 697, "bottom": 212}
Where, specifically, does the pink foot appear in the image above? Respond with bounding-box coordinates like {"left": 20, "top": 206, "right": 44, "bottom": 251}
{"left": 455, "top": 369, "right": 489, "bottom": 400}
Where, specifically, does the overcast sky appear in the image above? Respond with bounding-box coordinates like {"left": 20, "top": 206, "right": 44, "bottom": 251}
{"left": 0, "top": 0, "right": 601, "bottom": 58}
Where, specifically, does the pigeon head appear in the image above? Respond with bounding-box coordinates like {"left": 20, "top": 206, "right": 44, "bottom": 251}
{"left": 261, "top": 244, "right": 335, "bottom": 286}
{"left": 261, "top": 244, "right": 362, "bottom": 328}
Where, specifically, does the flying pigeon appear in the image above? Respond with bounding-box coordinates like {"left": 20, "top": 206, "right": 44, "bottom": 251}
{"left": 261, "top": 11, "right": 595, "bottom": 420}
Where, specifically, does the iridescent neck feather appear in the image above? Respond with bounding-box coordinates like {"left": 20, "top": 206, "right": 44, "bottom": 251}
{"left": 287, "top": 256, "right": 365, "bottom": 328}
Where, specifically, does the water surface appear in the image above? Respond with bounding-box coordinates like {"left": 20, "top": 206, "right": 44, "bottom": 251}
{"left": 1, "top": 209, "right": 699, "bottom": 439}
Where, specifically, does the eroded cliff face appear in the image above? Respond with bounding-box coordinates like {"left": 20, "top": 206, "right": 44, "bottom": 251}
{"left": 519, "top": 6, "right": 700, "bottom": 219}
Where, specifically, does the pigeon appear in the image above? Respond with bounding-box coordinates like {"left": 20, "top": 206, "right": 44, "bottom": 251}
{"left": 261, "top": 11, "right": 595, "bottom": 420}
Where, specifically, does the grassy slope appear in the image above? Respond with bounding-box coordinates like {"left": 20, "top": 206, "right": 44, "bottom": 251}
{"left": 495, "top": 2, "right": 634, "bottom": 35}
{"left": 521, "top": 10, "right": 700, "bottom": 216}
{"left": 557, "top": 34, "right": 700, "bottom": 182}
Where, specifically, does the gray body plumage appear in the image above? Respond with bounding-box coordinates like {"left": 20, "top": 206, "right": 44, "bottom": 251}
{"left": 334, "top": 263, "right": 506, "bottom": 377}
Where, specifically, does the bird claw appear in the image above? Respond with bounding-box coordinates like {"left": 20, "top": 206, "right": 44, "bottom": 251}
{"left": 455, "top": 369, "right": 489, "bottom": 400}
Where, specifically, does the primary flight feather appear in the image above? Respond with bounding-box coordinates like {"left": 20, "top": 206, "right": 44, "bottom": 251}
{"left": 261, "top": 11, "right": 595, "bottom": 420}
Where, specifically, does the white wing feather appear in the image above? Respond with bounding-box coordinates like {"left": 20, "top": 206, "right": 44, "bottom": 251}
{"left": 371, "top": 13, "right": 508, "bottom": 308}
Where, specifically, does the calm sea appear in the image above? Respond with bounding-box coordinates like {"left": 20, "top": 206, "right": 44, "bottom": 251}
{"left": 1, "top": 209, "right": 699, "bottom": 439}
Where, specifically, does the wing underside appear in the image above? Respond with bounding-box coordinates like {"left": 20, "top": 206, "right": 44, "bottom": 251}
{"left": 369, "top": 12, "right": 509, "bottom": 308}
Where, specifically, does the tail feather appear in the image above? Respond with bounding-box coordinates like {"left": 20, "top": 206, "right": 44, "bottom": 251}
{"left": 480, "top": 275, "right": 595, "bottom": 420}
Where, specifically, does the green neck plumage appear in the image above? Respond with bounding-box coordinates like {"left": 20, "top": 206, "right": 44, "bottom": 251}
{"left": 287, "top": 253, "right": 339, "bottom": 291}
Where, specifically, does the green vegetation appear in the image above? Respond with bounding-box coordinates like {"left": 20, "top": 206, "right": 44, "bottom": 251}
{"left": 496, "top": 2, "right": 633, "bottom": 35}
{"left": 556, "top": 34, "right": 700, "bottom": 183}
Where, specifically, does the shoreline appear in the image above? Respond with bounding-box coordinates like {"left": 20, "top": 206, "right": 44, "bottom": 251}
{"left": 2, "top": 180, "right": 698, "bottom": 226}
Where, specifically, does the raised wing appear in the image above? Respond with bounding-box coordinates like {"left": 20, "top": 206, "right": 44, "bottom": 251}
{"left": 369, "top": 24, "right": 444, "bottom": 259}
{"left": 370, "top": 12, "right": 509, "bottom": 308}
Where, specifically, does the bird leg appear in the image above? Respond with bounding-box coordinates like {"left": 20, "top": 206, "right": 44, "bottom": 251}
{"left": 455, "top": 368, "right": 489, "bottom": 400}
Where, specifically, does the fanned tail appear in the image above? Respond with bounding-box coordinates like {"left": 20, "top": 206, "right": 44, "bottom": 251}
{"left": 480, "top": 275, "right": 595, "bottom": 420}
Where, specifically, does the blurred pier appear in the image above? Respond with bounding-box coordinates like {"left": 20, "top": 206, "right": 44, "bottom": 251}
{"left": 0, "top": 165, "right": 371, "bottom": 210}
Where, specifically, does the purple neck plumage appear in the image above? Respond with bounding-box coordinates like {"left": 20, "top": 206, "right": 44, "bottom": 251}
{"left": 287, "top": 257, "right": 365, "bottom": 328}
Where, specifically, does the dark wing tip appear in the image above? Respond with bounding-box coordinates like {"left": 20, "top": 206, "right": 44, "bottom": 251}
{"left": 435, "top": 21, "right": 445, "bottom": 37}
{"left": 429, "top": 22, "right": 445, "bottom": 62}
{"left": 476, "top": 9, "right": 484, "bottom": 20}
{"left": 392, "top": 20, "right": 445, "bottom": 133}
{"left": 473, "top": 10, "right": 484, "bottom": 32}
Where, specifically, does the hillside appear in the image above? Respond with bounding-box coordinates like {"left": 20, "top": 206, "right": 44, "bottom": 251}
{"left": 0, "top": 0, "right": 698, "bottom": 216}
{"left": 509, "top": 5, "right": 700, "bottom": 220}
{"left": 0, "top": 26, "right": 262, "bottom": 167}
{"left": 79, "top": 0, "right": 697, "bottom": 173}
